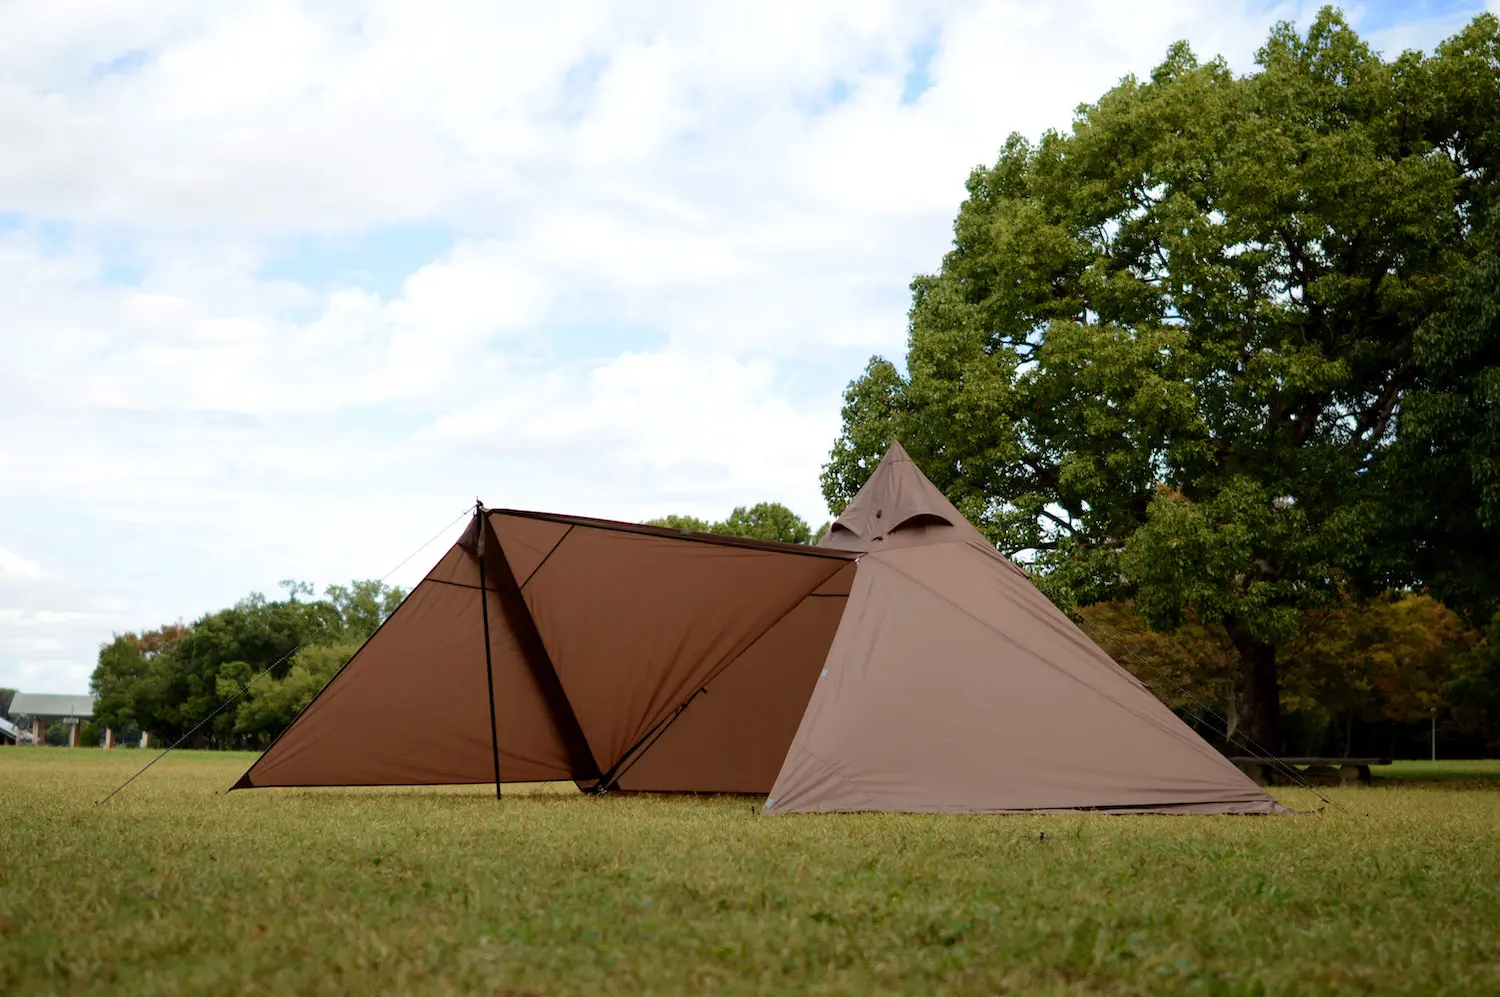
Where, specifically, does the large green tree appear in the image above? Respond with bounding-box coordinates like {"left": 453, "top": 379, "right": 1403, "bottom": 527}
{"left": 824, "top": 9, "right": 1500, "bottom": 750}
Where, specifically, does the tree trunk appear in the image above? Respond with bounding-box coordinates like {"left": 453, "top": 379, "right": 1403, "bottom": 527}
{"left": 1228, "top": 627, "right": 1282, "bottom": 754}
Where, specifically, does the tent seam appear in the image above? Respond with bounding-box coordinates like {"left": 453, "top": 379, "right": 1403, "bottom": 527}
{"left": 511, "top": 522, "right": 575, "bottom": 591}
{"left": 608, "top": 560, "right": 852, "bottom": 785}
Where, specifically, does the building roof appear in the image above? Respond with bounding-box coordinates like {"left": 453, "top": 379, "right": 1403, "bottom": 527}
{"left": 8, "top": 692, "right": 95, "bottom": 718}
{"left": 0, "top": 716, "right": 32, "bottom": 742}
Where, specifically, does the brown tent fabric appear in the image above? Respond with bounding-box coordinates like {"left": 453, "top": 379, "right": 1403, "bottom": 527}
{"left": 507, "top": 519, "right": 848, "bottom": 776}
{"left": 235, "top": 444, "right": 1281, "bottom": 816}
{"left": 491, "top": 514, "right": 572, "bottom": 587}
{"left": 235, "top": 541, "right": 577, "bottom": 788}
{"left": 767, "top": 443, "right": 1279, "bottom": 814}
{"left": 819, "top": 440, "right": 989, "bottom": 552}
{"left": 615, "top": 562, "right": 856, "bottom": 793}
{"left": 764, "top": 545, "right": 1280, "bottom": 814}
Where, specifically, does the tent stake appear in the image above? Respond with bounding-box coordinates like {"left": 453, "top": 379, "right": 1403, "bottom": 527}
{"left": 476, "top": 503, "right": 503, "bottom": 800}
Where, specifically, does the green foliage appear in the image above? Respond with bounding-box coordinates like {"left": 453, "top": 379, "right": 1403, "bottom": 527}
{"left": 643, "top": 514, "right": 713, "bottom": 533}
{"left": 1381, "top": 202, "right": 1500, "bottom": 615}
{"left": 90, "top": 580, "right": 404, "bottom": 748}
{"left": 0, "top": 687, "right": 14, "bottom": 718}
{"left": 235, "top": 641, "right": 363, "bottom": 743}
{"left": 646, "top": 502, "right": 815, "bottom": 544}
{"left": 1081, "top": 590, "right": 1489, "bottom": 755}
{"left": 321, "top": 580, "right": 406, "bottom": 644}
{"left": 712, "top": 503, "right": 815, "bottom": 544}
{"left": 1283, "top": 592, "right": 1476, "bottom": 746}
{"left": 1077, "top": 599, "right": 1241, "bottom": 714}
{"left": 5, "top": 751, "right": 1500, "bottom": 995}
{"left": 90, "top": 622, "right": 188, "bottom": 735}
{"left": 824, "top": 9, "right": 1500, "bottom": 746}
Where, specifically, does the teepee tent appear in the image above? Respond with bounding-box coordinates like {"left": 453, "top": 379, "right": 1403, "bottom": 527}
{"left": 233, "top": 443, "right": 1281, "bottom": 815}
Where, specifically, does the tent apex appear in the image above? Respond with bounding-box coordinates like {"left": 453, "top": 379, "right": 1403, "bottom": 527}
{"left": 820, "top": 441, "right": 986, "bottom": 552}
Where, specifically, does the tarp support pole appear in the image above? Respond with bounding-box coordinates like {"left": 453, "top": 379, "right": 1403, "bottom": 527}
{"left": 476, "top": 504, "right": 502, "bottom": 800}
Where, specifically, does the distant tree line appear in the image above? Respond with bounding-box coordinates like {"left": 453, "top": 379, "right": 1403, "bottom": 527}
{"left": 1080, "top": 594, "right": 1500, "bottom": 758}
{"left": 88, "top": 580, "right": 403, "bottom": 749}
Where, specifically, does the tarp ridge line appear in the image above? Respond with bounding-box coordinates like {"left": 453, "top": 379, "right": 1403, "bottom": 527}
{"left": 494, "top": 508, "right": 858, "bottom": 560}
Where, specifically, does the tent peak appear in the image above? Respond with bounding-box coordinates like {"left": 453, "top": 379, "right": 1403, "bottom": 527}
{"left": 819, "top": 441, "right": 987, "bottom": 552}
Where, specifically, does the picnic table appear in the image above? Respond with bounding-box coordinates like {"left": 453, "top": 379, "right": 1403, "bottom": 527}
{"left": 1230, "top": 756, "right": 1392, "bottom": 786}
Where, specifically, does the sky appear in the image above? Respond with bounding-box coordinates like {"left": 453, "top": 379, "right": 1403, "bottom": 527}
{"left": 2, "top": 0, "right": 1496, "bottom": 694}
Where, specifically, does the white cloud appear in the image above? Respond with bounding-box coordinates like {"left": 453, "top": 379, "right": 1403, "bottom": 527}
{"left": 0, "top": 0, "right": 1485, "bottom": 692}
{"left": 0, "top": 547, "right": 44, "bottom": 580}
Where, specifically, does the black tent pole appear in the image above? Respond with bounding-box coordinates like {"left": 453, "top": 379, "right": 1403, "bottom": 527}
{"left": 476, "top": 502, "right": 502, "bottom": 800}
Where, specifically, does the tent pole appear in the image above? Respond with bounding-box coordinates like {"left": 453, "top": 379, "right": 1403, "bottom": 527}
{"left": 476, "top": 503, "right": 502, "bottom": 800}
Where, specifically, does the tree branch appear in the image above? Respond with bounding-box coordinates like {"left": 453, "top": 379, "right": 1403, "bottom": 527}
{"left": 1038, "top": 508, "right": 1079, "bottom": 535}
{"left": 1345, "top": 365, "right": 1415, "bottom": 461}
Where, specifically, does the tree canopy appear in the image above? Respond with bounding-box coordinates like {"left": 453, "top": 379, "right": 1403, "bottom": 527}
{"left": 824, "top": 8, "right": 1500, "bottom": 749}
{"left": 645, "top": 502, "right": 823, "bottom": 545}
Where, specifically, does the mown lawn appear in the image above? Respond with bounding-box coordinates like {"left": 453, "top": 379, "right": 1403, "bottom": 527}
{"left": 1, "top": 751, "right": 1498, "bottom": 996}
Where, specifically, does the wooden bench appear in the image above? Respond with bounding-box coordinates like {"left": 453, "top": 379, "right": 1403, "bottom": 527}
{"left": 1230, "top": 757, "right": 1392, "bottom": 787}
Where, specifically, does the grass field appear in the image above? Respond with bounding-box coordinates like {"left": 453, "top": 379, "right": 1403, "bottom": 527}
{"left": 2, "top": 751, "right": 1499, "bottom": 996}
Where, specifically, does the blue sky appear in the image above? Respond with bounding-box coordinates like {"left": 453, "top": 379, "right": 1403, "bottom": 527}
{"left": 1, "top": 0, "right": 1494, "bottom": 692}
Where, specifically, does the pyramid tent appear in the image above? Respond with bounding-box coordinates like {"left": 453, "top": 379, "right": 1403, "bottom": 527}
{"left": 234, "top": 443, "right": 1282, "bottom": 815}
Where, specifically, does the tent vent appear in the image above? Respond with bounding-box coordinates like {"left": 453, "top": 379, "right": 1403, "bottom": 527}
{"left": 821, "top": 668, "right": 828, "bottom": 677}
{"left": 890, "top": 512, "right": 954, "bottom": 533}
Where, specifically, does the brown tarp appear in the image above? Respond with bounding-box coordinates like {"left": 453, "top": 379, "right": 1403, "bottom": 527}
{"left": 237, "top": 511, "right": 856, "bottom": 792}
{"left": 498, "top": 514, "right": 848, "bottom": 777}
{"left": 615, "top": 563, "right": 855, "bottom": 793}
{"left": 235, "top": 540, "right": 578, "bottom": 787}
{"left": 236, "top": 443, "right": 1281, "bottom": 816}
